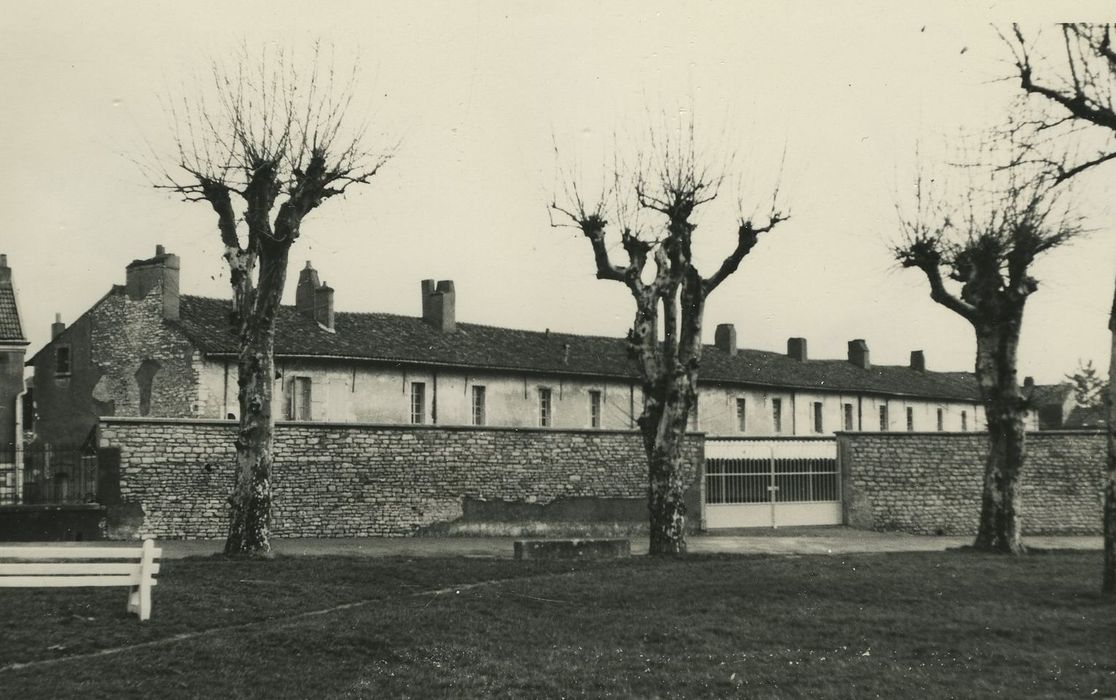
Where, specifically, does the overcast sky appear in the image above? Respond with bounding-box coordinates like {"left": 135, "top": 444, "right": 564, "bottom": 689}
{"left": 2, "top": 1, "right": 1114, "bottom": 383}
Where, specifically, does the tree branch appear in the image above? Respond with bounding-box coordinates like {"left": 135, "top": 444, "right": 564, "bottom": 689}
{"left": 896, "top": 236, "right": 980, "bottom": 323}
{"left": 1015, "top": 24, "right": 1116, "bottom": 133}
{"left": 702, "top": 213, "right": 787, "bottom": 297}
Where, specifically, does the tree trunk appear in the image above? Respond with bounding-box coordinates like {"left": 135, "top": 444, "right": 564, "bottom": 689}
{"left": 1103, "top": 274, "right": 1116, "bottom": 599}
{"left": 974, "top": 405, "right": 1026, "bottom": 553}
{"left": 972, "top": 325, "right": 1027, "bottom": 554}
{"left": 642, "top": 381, "right": 692, "bottom": 556}
{"left": 224, "top": 245, "right": 290, "bottom": 556}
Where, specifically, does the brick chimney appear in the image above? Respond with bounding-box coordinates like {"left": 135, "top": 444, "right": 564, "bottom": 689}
{"left": 848, "top": 339, "right": 870, "bottom": 369}
{"left": 125, "top": 245, "right": 179, "bottom": 320}
{"left": 787, "top": 337, "right": 807, "bottom": 361}
{"left": 910, "top": 350, "right": 926, "bottom": 372}
{"left": 421, "top": 279, "right": 456, "bottom": 332}
{"left": 295, "top": 262, "right": 335, "bottom": 331}
{"left": 51, "top": 313, "right": 65, "bottom": 339}
{"left": 0, "top": 254, "right": 9, "bottom": 285}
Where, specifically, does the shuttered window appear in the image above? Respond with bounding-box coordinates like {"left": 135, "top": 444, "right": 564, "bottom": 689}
{"left": 289, "top": 377, "right": 312, "bottom": 421}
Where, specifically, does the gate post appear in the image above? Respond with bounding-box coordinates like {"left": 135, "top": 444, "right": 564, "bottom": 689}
{"left": 769, "top": 446, "right": 777, "bottom": 529}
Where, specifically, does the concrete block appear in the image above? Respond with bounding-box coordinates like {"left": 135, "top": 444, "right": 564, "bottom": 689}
{"left": 513, "top": 538, "right": 631, "bottom": 560}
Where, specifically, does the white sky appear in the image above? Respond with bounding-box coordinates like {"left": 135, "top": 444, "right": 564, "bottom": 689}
{"left": 2, "top": 1, "right": 1114, "bottom": 383}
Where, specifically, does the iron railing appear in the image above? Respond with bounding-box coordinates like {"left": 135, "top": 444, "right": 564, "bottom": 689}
{"left": 0, "top": 446, "right": 99, "bottom": 506}
{"left": 704, "top": 438, "right": 839, "bottom": 506}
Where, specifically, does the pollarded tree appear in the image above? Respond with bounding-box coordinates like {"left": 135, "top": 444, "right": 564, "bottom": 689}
{"left": 552, "top": 132, "right": 786, "bottom": 555}
{"left": 159, "top": 50, "right": 389, "bottom": 556}
{"left": 1007, "top": 22, "right": 1116, "bottom": 598}
{"left": 895, "top": 169, "right": 1079, "bottom": 554}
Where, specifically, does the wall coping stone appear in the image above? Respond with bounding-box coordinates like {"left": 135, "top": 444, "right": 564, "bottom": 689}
{"left": 836, "top": 430, "right": 1105, "bottom": 437}
{"left": 100, "top": 415, "right": 706, "bottom": 438}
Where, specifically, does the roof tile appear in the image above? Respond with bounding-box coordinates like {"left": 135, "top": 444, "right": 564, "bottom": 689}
{"left": 0, "top": 286, "right": 26, "bottom": 343}
{"left": 176, "top": 295, "right": 981, "bottom": 402}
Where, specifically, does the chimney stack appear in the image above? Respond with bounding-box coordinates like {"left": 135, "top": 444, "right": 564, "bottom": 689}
{"left": 422, "top": 279, "right": 456, "bottom": 332}
{"left": 0, "top": 254, "right": 9, "bottom": 285}
{"left": 125, "top": 245, "right": 179, "bottom": 320}
{"left": 296, "top": 262, "right": 320, "bottom": 317}
{"left": 787, "top": 337, "right": 808, "bottom": 362}
{"left": 910, "top": 350, "right": 926, "bottom": 372}
{"left": 315, "top": 282, "right": 335, "bottom": 331}
{"left": 848, "top": 339, "right": 870, "bottom": 369}
{"left": 295, "top": 262, "right": 335, "bottom": 331}
{"left": 714, "top": 323, "right": 737, "bottom": 356}
{"left": 1024, "top": 376, "right": 1035, "bottom": 390}
{"left": 51, "top": 313, "right": 65, "bottom": 339}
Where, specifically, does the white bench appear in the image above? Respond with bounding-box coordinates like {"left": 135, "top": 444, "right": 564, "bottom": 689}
{"left": 0, "top": 539, "right": 160, "bottom": 621}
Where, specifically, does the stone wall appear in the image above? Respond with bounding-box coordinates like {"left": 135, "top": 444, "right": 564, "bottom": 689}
{"left": 98, "top": 417, "right": 704, "bottom": 539}
{"left": 840, "top": 431, "right": 1105, "bottom": 535}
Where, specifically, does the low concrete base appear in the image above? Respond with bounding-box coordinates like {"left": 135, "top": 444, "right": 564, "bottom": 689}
{"left": 513, "top": 538, "right": 631, "bottom": 560}
{"left": 0, "top": 504, "right": 106, "bottom": 541}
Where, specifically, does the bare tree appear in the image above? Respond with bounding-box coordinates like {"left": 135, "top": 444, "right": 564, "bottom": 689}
{"left": 552, "top": 129, "right": 786, "bottom": 555}
{"left": 895, "top": 165, "right": 1079, "bottom": 554}
{"left": 1007, "top": 23, "right": 1116, "bottom": 597}
{"left": 159, "top": 48, "right": 389, "bottom": 556}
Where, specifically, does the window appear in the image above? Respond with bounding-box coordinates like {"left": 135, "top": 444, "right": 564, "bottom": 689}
{"left": 812, "top": 402, "right": 823, "bottom": 434}
{"left": 410, "top": 382, "right": 426, "bottom": 424}
{"left": 879, "top": 405, "right": 889, "bottom": 432}
{"left": 843, "top": 403, "right": 854, "bottom": 431}
{"left": 736, "top": 398, "right": 747, "bottom": 433}
{"left": 538, "top": 387, "right": 552, "bottom": 427}
{"left": 471, "top": 385, "right": 486, "bottom": 426}
{"left": 589, "top": 390, "right": 602, "bottom": 429}
{"left": 961, "top": 410, "right": 968, "bottom": 431}
{"left": 135, "top": 359, "right": 161, "bottom": 417}
{"left": 772, "top": 398, "right": 782, "bottom": 433}
{"left": 55, "top": 345, "right": 71, "bottom": 377}
{"left": 288, "top": 376, "right": 312, "bottom": 421}
{"left": 906, "top": 407, "right": 914, "bottom": 431}
{"left": 936, "top": 408, "right": 944, "bottom": 432}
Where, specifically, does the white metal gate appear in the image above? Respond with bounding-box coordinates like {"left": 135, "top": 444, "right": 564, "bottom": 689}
{"left": 704, "top": 438, "right": 841, "bottom": 529}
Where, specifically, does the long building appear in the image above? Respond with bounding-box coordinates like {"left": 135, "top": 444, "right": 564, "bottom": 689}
{"left": 27, "top": 246, "right": 990, "bottom": 448}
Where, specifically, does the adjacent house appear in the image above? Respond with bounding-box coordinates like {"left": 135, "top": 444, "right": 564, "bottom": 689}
{"left": 1026, "top": 381, "right": 1076, "bottom": 430}
{"left": 0, "top": 255, "right": 29, "bottom": 504}
{"left": 28, "top": 246, "right": 992, "bottom": 448}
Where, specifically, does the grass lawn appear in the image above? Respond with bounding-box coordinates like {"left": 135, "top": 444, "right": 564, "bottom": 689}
{"left": 0, "top": 550, "right": 1112, "bottom": 698}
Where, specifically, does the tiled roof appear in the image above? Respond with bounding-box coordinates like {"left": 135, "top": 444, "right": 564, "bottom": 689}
{"left": 1030, "top": 383, "right": 1073, "bottom": 407}
{"left": 175, "top": 295, "right": 982, "bottom": 402}
{"left": 0, "top": 285, "right": 26, "bottom": 344}
{"left": 1064, "top": 405, "right": 1106, "bottom": 429}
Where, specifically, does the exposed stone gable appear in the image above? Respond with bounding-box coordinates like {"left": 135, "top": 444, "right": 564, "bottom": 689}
{"left": 32, "top": 285, "right": 201, "bottom": 446}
